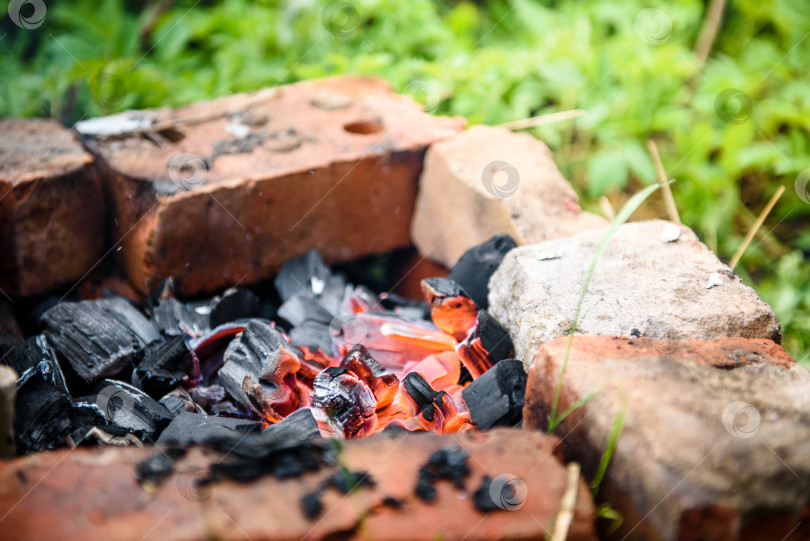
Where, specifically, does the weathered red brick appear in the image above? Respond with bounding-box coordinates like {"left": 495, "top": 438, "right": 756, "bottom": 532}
{"left": 411, "top": 125, "right": 608, "bottom": 267}
{"left": 85, "top": 76, "right": 465, "bottom": 296}
{"left": 524, "top": 336, "right": 810, "bottom": 541}
{"left": 0, "top": 429, "right": 596, "bottom": 541}
{"left": 0, "top": 119, "right": 104, "bottom": 297}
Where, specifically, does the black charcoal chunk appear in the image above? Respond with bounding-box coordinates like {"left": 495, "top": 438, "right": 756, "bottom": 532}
{"left": 402, "top": 372, "right": 446, "bottom": 421}
{"left": 415, "top": 445, "right": 471, "bottom": 502}
{"left": 2, "top": 335, "right": 67, "bottom": 393}
{"left": 379, "top": 292, "right": 431, "bottom": 320}
{"left": 277, "top": 294, "right": 333, "bottom": 328}
{"left": 274, "top": 250, "right": 332, "bottom": 302}
{"left": 206, "top": 410, "right": 330, "bottom": 482}
{"left": 152, "top": 298, "right": 210, "bottom": 337}
{"left": 324, "top": 469, "right": 376, "bottom": 494}
{"left": 41, "top": 301, "right": 143, "bottom": 383}
{"left": 189, "top": 384, "right": 227, "bottom": 409}
{"left": 159, "top": 387, "right": 199, "bottom": 416}
{"left": 135, "top": 448, "right": 187, "bottom": 487}
{"left": 156, "top": 411, "right": 260, "bottom": 446}
{"left": 14, "top": 378, "right": 72, "bottom": 454}
{"left": 301, "top": 491, "right": 323, "bottom": 519}
{"left": 288, "top": 320, "right": 334, "bottom": 355}
{"left": 132, "top": 336, "right": 193, "bottom": 398}
{"left": 209, "top": 288, "right": 261, "bottom": 328}
{"left": 96, "top": 296, "right": 160, "bottom": 347}
{"left": 93, "top": 380, "right": 173, "bottom": 442}
{"left": 263, "top": 408, "right": 319, "bottom": 439}
{"left": 421, "top": 277, "right": 469, "bottom": 300}
{"left": 472, "top": 475, "right": 500, "bottom": 512}
{"left": 461, "top": 359, "right": 527, "bottom": 430}
{"left": 475, "top": 310, "right": 514, "bottom": 363}
{"left": 218, "top": 320, "right": 298, "bottom": 409}
{"left": 447, "top": 234, "right": 516, "bottom": 309}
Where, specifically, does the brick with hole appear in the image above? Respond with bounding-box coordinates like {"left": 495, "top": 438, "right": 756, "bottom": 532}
{"left": 82, "top": 76, "right": 465, "bottom": 296}
{"left": 0, "top": 119, "right": 104, "bottom": 297}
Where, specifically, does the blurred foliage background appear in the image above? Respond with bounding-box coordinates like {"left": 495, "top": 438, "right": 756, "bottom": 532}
{"left": 1, "top": 0, "right": 808, "bottom": 364}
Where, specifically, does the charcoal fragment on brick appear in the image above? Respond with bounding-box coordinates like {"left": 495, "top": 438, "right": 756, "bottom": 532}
{"left": 301, "top": 491, "right": 323, "bottom": 519}
{"left": 472, "top": 475, "right": 500, "bottom": 512}
{"left": 209, "top": 287, "right": 262, "bottom": 328}
{"left": 96, "top": 296, "right": 160, "bottom": 347}
{"left": 461, "top": 359, "right": 527, "bottom": 430}
{"left": 41, "top": 301, "right": 143, "bottom": 383}
{"left": 207, "top": 411, "right": 331, "bottom": 482}
{"left": 156, "top": 411, "right": 261, "bottom": 446}
{"left": 415, "top": 445, "right": 471, "bottom": 502}
{"left": 447, "top": 234, "right": 516, "bottom": 309}
{"left": 132, "top": 336, "right": 193, "bottom": 398}
{"left": 135, "top": 447, "right": 187, "bottom": 487}
{"left": 93, "top": 380, "right": 173, "bottom": 442}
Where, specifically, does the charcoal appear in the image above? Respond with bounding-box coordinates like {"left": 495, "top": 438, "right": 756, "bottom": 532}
{"left": 402, "top": 372, "right": 442, "bottom": 421}
{"left": 219, "top": 320, "right": 301, "bottom": 413}
{"left": 420, "top": 278, "right": 479, "bottom": 341}
{"left": 475, "top": 310, "right": 513, "bottom": 363}
{"left": 274, "top": 250, "right": 332, "bottom": 302}
{"left": 415, "top": 445, "right": 471, "bottom": 502}
{"left": 152, "top": 298, "right": 210, "bottom": 337}
{"left": 382, "top": 496, "right": 404, "bottom": 508}
{"left": 41, "top": 301, "right": 143, "bottom": 383}
{"left": 263, "top": 408, "right": 320, "bottom": 438}
{"left": 472, "top": 475, "right": 500, "bottom": 512}
{"left": 189, "top": 322, "right": 248, "bottom": 382}
{"left": 277, "top": 294, "right": 333, "bottom": 328}
{"left": 324, "top": 468, "right": 376, "bottom": 494}
{"left": 145, "top": 277, "right": 178, "bottom": 311}
{"left": 339, "top": 345, "right": 399, "bottom": 408}
{"left": 447, "top": 234, "right": 516, "bottom": 310}
{"left": 189, "top": 384, "right": 227, "bottom": 409}
{"left": 96, "top": 296, "right": 160, "bottom": 347}
{"left": 209, "top": 287, "right": 261, "bottom": 328}
{"left": 69, "top": 397, "right": 106, "bottom": 432}
{"left": 93, "top": 380, "right": 173, "bottom": 442}
{"left": 311, "top": 367, "right": 377, "bottom": 439}
{"left": 159, "top": 387, "right": 200, "bottom": 416}
{"left": 461, "top": 359, "right": 527, "bottom": 430}
{"left": 288, "top": 320, "right": 334, "bottom": 356}
{"left": 132, "top": 337, "right": 193, "bottom": 398}
{"left": 456, "top": 310, "right": 513, "bottom": 379}
{"left": 1, "top": 335, "right": 66, "bottom": 392}
{"left": 14, "top": 377, "right": 72, "bottom": 454}
{"left": 301, "top": 491, "right": 323, "bottom": 519}
{"left": 156, "top": 411, "right": 261, "bottom": 446}
{"left": 67, "top": 425, "right": 142, "bottom": 447}
{"left": 379, "top": 292, "right": 431, "bottom": 320}
{"left": 206, "top": 410, "right": 331, "bottom": 482}
{"left": 135, "top": 447, "right": 187, "bottom": 487}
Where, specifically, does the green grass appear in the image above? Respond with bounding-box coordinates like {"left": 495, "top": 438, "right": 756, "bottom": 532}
{"left": 2, "top": 0, "right": 808, "bottom": 363}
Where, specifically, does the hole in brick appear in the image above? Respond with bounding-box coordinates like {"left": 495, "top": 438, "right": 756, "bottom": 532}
{"left": 157, "top": 128, "right": 186, "bottom": 143}
{"left": 343, "top": 119, "right": 383, "bottom": 135}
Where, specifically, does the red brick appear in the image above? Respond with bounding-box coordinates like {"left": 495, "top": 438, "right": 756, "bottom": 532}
{"left": 86, "top": 76, "right": 465, "bottom": 296}
{"left": 524, "top": 336, "right": 810, "bottom": 541}
{"left": 0, "top": 429, "right": 596, "bottom": 541}
{"left": 0, "top": 119, "right": 104, "bottom": 297}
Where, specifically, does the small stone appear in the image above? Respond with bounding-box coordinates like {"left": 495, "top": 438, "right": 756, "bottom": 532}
{"left": 707, "top": 272, "right": 725, "bottom": 289}
{"left": 660, "top": 223, "right": 682, "bottom": 243}
{"left": 489, "top": 220, "right": 781, "bottom": 365}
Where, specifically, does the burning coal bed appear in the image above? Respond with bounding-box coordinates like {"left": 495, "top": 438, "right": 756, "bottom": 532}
{"left": 1, "top": 236, "right": 526, "bottom": 501}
